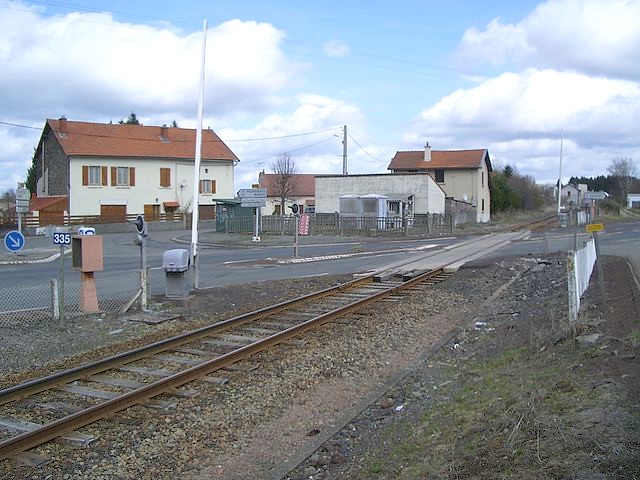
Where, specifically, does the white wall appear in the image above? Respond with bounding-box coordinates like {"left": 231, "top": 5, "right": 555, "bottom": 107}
{"left": 315, "top": 174, "right": 445, "bottom": 215}
{"left": 628, "top": 193, "right": 640, "bottom": 208}
{"left": 262, "top": 196, "right": 314, "bottom": 215}
{"left": 69, "top": 157, "right": 234, "bottom": 215}
{"left": 440, "top": 166, "right": 490, "bottom": 222}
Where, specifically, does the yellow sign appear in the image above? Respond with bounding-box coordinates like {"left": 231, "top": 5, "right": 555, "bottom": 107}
{"left": 585, "top": 223, "right": 604, "bottom": 233}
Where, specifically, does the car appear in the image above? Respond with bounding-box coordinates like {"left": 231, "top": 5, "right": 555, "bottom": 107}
{"left": 77, "top": 226, "right": 96, "bottom": 235}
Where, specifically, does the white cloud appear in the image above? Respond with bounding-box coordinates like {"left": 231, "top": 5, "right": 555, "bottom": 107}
{"left": 405, "top": 68, "right": 640, "bottom": 179}
{"left": 0, "top": 1, "right": 305, "bottom": 192}
{"left": 323, "top": 40, "right": 350, "bottom": 58}
{"left": 218, "top": 94, "right": 368, "bottom": 186}
{"left": 455, "top": 0, "right": 640, "bottom": 79}
{"left": 0, "top": 3, "right": 297, "bottom": 120}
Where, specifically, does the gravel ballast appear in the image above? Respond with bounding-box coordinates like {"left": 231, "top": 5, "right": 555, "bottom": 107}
{"left": 0, "top": 254, "right": 594, "bottom": 479}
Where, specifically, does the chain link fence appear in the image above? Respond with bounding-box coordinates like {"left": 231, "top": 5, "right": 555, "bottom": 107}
{"left": 0, "top": 269, "right": 144, "bottom": 328}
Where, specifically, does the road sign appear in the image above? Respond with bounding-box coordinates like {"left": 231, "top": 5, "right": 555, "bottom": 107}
{"left": 584, "top": 192, "right": 606, "bottom": 201}
{"left": 52, "top": 232, "right": 72, "bottom": 245}
{"left": 241, "top": 200, "right": 266, "bottom": 208}
{"left": 585, "top": 223, "right": 604, "bottom": 233}
{"left": 4, "top": 230, "right": 25, "bottom": 252}
{"left": 237, "top": 188, "right": 267, "bottom": 198}
{"left": 16, "top": 188, "right": 30, "bottom": 213}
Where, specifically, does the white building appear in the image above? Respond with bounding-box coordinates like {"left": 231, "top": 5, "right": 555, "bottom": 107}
{"left": 315, "top": 173, "right": 445, "bottom": 216}
{"left": 32, "top": 118, "right": 238, "bottom": 223}
{"left": 628, "top": 193, "right": 640, "bottom": 208}
{"left": 387, "top": 145, "right": 492, "bottom": 222}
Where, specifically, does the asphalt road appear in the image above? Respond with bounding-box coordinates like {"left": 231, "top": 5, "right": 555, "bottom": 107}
{"left": 1, "top": 221, "right": 638, "bottom": 298}
{"left": 0, "top": 230, "right": 457, "bottom": 294}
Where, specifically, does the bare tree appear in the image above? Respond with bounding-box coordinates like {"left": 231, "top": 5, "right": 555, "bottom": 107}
{"left": 271, "top": 153, "right": 297, "bottom": 216}
{"left": 0, "top": 188, "right": 16, "bottom": 204}
{"left": 608, "top": 157, "right": 638, "bottom": 202}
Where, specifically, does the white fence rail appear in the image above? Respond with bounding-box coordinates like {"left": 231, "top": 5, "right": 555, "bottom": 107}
{"left": 566, "top": 238, "right": 597, "bottom": 322}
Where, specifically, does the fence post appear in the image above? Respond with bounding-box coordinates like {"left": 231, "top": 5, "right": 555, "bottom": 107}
{"left": 51, "top": 279, "right": 60, "bottom": 322}
{"left": 567, "top": 252, "right": 578, "bottom": 323}
{"left": 140, "top": 267, "right": 149, "bottom": 311}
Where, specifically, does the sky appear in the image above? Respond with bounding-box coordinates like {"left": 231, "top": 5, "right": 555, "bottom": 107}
{"left": 1, "top": 0, "right": 639, "bottom": 194}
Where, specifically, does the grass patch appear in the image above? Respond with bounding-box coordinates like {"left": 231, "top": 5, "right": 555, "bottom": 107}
{"left": 365, "top": 343, "right": 640, "bottom": 479}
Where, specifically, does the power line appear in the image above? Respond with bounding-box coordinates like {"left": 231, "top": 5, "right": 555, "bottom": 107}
{"left": 348, "top": 128, "right": 397, "bottom": 154}
{"left": 240, "top": 137, "right": 336, "bottom": 165}
{"left": 0, "top": 120, "right": 340, "bottom": 145}
{"left": 225, "top": 126, "right": 341, "bottom": 142}
{"left": 347, "top": 132, "right": 389, "bottom": 165}
{"left": 0, "top": 121, "right": 42, "bottom": 130}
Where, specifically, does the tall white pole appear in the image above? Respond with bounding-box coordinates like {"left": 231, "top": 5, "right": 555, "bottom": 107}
{"left": 342, "top": 125, "right": 348, "bottom": 175}
{"left": 557, "top": 129, "right": 564, "bottom": 215}
{"left": 191, "top": 19, "right": 208, "bottom": 289}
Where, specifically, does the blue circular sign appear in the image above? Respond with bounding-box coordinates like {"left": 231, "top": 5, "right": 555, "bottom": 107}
{"left": 4, "top": 230, "right": 25, "bottom": 252}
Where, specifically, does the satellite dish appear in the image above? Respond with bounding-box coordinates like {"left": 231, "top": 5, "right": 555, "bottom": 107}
{"left": 463, "top": 193, "right": 468, "bottom": 202}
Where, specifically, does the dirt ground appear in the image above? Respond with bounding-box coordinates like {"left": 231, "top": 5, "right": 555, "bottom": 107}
{"left": 284, "top": 255, "right": 640, "bottom": 480}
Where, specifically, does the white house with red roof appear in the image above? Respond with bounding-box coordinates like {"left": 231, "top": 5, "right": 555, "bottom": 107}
{"left": 257, "top": 171, "right": 316, "bottom": 215}
{"left": 32, "top": 117, "right": 238, "bottom": 222}
{"left": 388, "top": 144, "right": 492, "bottom": 222}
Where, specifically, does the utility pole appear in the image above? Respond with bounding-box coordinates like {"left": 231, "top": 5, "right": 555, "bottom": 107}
{"left": 342, "top": 125, "right": 348, "bottom": 175}
{"left": 557, "top": 129, "right": 563, "bottom": 215}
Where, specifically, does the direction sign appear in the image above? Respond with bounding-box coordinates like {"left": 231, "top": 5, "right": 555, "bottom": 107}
{"left": 585, "top": 223, "right": 604, "bottom": 233}
{"left": 15, "top": 188, "right": 30, "bottom": 213}
{"left": 4, "top": 230, "right": 25, "bottom": 252}
{"left": 16, "top": 188, "right": 30, "bottom": 201}
{"left": 237, "top": 188, "right": 267, "bottom": 198}
{"left": 584, "top": 191, "right": 606, "bottom": 201}
{"left": 241, "top": 200, "right": 267, "bottom": 208}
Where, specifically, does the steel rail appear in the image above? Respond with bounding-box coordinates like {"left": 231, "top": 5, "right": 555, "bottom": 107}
{"left": 508, "top": 214, "right": 558, "bottom": 232}
{"left": 0, "top": 274, "right": 373, "bottom": 406}
{"left": 0, "top": 268, "right": 444, "bottom": 460}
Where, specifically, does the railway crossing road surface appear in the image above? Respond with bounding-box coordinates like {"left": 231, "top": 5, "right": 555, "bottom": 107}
{"left": 363, "top": 231, "right": 529, "bottom": 280}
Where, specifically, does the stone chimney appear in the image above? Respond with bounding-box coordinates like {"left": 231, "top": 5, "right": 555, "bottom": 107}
{"left": 424, "top": 142, "right": 431, "bottom": 162}
{"left": 59, "top": 115, "right": 67, "bottom": 133}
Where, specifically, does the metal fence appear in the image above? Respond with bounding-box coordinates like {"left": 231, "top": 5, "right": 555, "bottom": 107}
{"left": 222, "top": 213, "right": 466, "bottom": 236}
{"left": 0, "top": 269, "right": 143, "bottom": 328}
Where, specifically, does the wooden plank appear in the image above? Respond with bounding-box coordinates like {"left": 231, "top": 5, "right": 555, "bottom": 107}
{"left": 0, "top": 418, "right": 95, "bottom": 446}
{"left": 119, "top": 365, "right": 227, "bottom": 386}
{"left": 57, "top": 385, "right": 119, "bottom": 400}
{"left": 11, "top": 452, "right": 51, "bottom": 467}
{"left": 154, "top": 354, "right": 203, "bottom": 366}
{"left": 87, "top": 375, "right": 147, "bottom": 389}
{"left": 118, "top": 365, "right": 178, "bottom": 377}
{"left": 34, "top": 401, "right": 84, "bottom": 414}
{"left": 173, "top": 347, "right": 222, "bottom": 357}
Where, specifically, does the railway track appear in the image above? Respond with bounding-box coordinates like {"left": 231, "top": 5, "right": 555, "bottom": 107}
{"left": 509, "top": 213, "right": 558, "bottom": 232}
{"left": 0, "top": 268, "right": 451, "bottom": 463}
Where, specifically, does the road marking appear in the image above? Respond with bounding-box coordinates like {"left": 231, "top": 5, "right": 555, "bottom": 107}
{"left": 416, "top": 244, "right": 438, "bottom": 251}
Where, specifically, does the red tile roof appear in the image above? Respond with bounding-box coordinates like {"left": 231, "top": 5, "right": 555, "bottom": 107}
{"left": 388, "top": 149, "right": 490, "bottom": 171}
{"left": 29, "top": 194, "right": 67, "bottom": 212}
{"left": 46, "top": 119, "right": 238, "bottom": 162}
{"left": 258, "top": 173, "right": 316, "bottom": 197}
